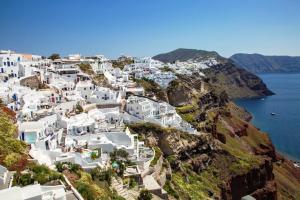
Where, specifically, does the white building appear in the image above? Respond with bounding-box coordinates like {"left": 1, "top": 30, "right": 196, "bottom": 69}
{"left": 19, "top": 121, "right": 47, "bottom": 144}
{"left": 22, "top": 90, "right": 62, "bottom": 117}
{"left": 65, "top": 113, "right": 95, "bottom": 135}
{"left": 0, "top": 184, "right": 66, "bottom": 200}
{"left": 0, "top": 51, "right": 22, "bottom": 78}
{"left": 126, "top": 96, "right": 196, "bottom": 133}
{"left": 89, "top": 87, "right": 121, "bottom": 105}
{"left": 75, "top": 81, "right": 95, "bottom": 100}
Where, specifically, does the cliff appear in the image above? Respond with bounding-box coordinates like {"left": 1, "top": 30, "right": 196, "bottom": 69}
{"left": 203, "top": 61, "right": 274, "bottom": 98}
{"left": 230, "top": 53, "right": 300, "bottom": 74}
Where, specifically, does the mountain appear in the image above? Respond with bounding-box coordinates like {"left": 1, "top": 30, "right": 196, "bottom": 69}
{"left": 153, "top": 48, "right": 225, "bottom": 63}
{"left": 230, "top": 53, "right": 300, "bottom": 73}
{"left": 153, "top": 48, "right": 274, "bottom": 99}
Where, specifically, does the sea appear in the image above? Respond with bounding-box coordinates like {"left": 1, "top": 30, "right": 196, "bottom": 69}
{"left": 235, "top": 73, "right": 300, "bottom": 161}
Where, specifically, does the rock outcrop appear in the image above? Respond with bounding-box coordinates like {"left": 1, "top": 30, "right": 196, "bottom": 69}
{"left": 221, "top": 159, "right": 276, "bottom": 200}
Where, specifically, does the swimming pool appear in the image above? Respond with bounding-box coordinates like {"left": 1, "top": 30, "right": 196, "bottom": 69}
{"left": 24, "top": 132, "right": 37, "bottom": 144}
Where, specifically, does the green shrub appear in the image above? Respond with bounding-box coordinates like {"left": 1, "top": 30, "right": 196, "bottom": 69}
{"left": 163, "top": 180, "right": 179, "bottom": 199}
{"left": 176, "top": 105, "right": 195, "bottom": 114}
{"left": 76, "top": 181, "right": 95, "bottom": 200}
{"left": 14, "top": 172, "right": 34, "bottom": 186}
{"left": 29, "top": 163, "right": 62, "bottom": 184}
{"left": 129, "top": 177, "right": 137, "bottom": 189}
{"left": 150, "top": 147, "right": 162, "bottom": 167}
{"left": 110, "top": 148, "right": 129, "bottom": 162}
{"left": 138, "top": 189, "right": 152, "bottom": 200}
{"left": 90, "top": 167, "right": 113, "bottom": 185}
{"left": 90, "top": 152, "right": 98, "bottom": 160}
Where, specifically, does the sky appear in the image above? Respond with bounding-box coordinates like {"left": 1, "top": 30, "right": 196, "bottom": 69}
{"left": 0, "top": 0, "right": 299, "bottom": 58}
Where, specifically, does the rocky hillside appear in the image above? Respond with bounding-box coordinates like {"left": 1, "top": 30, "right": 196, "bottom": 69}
{"left": 130, "top": 61, "right": 300, "bottom": 199}
{"left": 153, "top": 48, "right": 274, "bottom": 99}
{"left": 230, "top": 53, "right": 300, "bottom": 73}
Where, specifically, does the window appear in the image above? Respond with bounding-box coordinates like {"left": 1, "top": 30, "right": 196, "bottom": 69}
{"left": 3, "top": 62, "right": 6, "bottom": 66}
{"left": 84, "top": 88, "right": 86, "bottom": 90}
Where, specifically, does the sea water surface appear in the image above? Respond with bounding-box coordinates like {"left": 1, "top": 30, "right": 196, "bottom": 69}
{"left": 235, "top": 73, "right": 300, "bottom": 161}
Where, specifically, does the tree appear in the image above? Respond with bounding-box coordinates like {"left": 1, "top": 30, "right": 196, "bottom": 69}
{"left": 48, "top": 53, "right": 60, "bottom": 60}
{"left": 90, "top": 152, "right": 98, "bottom": 160}
{"left": 138, "top": 189, "right": 152, "bottom": 200}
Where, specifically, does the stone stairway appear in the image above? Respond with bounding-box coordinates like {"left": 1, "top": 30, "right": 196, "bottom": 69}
{"left": 111, "top": 177, "right": 135, "bottom": 200}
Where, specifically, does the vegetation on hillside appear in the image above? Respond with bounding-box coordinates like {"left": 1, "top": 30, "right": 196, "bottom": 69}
{"left": 138, "top": 189, "right": 153, "bottom": 200}
{"left": 0, "top": 110, "right": 28, "bottom": 170}
{"left": 14, "top": 163, "right": 62, "bottom": 186}
{"left": 150, "top": 146, "right": 162, "bottom": 167}
{"left": 78, "top": 63, "right": 94, "bottom": 75}
{"left": 59, "top": 162, "right": 124, "bottom": 200}
{"left": 134, "top": 78, "right": 168, "bottom": 101}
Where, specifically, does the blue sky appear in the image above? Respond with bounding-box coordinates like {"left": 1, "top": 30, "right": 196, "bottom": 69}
{"left": 0, "top": 0, "right": 299, "bottom": 58}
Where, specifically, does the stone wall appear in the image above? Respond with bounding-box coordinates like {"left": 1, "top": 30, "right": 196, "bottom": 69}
{"left": 20, "top": 75, "right": 40, "bottom": 89}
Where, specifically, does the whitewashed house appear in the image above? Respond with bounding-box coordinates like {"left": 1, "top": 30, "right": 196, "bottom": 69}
{"left": 65, "top": 113, "right": 95, "bottom": 135}
{"left": 75, "top": 81, "right": 95, "bottom": 100}
{"left": 0, "top": 51, "right": 22, "bottom": 78}
{"left": 89, "top": 87, "right": 121, "bottom": 105}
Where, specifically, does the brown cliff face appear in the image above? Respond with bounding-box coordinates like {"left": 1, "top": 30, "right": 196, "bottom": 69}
{"left": 221, "top": 159, "right": 276, "bottom": 200}
{"left": 208, "top": 103, "right": 300, "bottom": 200}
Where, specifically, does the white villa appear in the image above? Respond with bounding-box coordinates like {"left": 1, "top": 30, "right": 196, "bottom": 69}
{"left": 89, "top": 86, "right": 121, "bottom": 105}
{"left": 65, "top": 128, "right": 139, "bottom": 159}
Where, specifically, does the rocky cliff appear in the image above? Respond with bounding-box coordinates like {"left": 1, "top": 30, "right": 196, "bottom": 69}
{"left": 230, "top": 53, "right": 300, "bottom": 74}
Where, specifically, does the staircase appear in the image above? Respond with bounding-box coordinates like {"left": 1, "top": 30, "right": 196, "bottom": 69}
{"left": 111, "top": 177, "right": 135, "bottom": 200}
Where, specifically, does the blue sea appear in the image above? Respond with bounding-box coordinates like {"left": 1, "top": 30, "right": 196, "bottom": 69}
{"left": 235, "top": 73, "right": 300, "bottom": 161}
